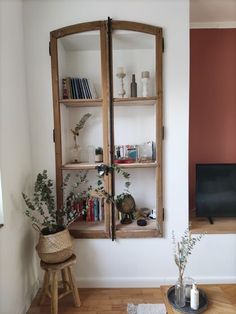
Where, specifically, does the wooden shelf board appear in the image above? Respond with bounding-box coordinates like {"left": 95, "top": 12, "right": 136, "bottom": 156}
{"left": 190, "top": 217, "right": 236, "bottom": 234}
{"left": 69, "top": 221, "right": 105, "bottom": 231}
{"left": 62, "top": 163, "right": 97, "bottom": 170}
{"left": 115, "top": 219, "right": 161, "bottom": 238}
{"left": 60, "top": 97, "right": 157, "bottom": 106}
{"left": 114, "top": 162, "right": 158, "bottom": 169}
{"left": 69, "top": 221, "right": 109, "bottom": 239}
{"left": 62, "top": 162, "right": 157, "bottom": 170}
{"left": 113, "top": 97, "right": 157, "bottom": 106}
{"left": 60, "top": 98, "right": 103, "bottom": 107}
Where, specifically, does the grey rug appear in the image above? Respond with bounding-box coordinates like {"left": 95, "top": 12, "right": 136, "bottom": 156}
{"left": 127, "top": 303, "right": 166, "bottom": 314}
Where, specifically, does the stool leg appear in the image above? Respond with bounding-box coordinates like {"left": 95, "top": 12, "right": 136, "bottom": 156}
{"left": 51, "top": 271, "right": 58, "bottom": 314}
{"left": 67, "top": 266, "right": 81, "bottom": 307}
{"left": 61, "top": 268, "right": 70, "bottom": 292}
{"left": 38, "top": 270, "right": 50, "bottom": 305}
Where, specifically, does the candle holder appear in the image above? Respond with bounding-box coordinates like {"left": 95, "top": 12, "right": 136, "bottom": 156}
{"left": 116, "top": 69, "right": 126, "bottom": 98}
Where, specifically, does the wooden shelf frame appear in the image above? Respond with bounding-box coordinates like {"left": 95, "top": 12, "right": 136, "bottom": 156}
{"left": 50, "top": 19, "right": 164, "bottom": 239}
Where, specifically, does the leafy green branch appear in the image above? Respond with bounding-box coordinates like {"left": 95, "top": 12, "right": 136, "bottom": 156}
{"left": 172, "top": 227, "right": 205, "bottom": 283}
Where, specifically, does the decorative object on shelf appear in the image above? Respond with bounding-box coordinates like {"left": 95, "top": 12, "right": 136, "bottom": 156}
{"left": 116, "top": 67, "right": 126, "bottom": 98}
{"left": 141, "top": 71, "right": 150, "bottom": 97}
{"left": 130, "top": 74, "right": 137, "bottom": 97}
{"left": 138, "top": 141, "right": 154, "bottom": 162}
{"left": 175, "top": 278, "right": 186, "bottom": 308}
{"left": 167, "top": 285, "right": 208, "bottom": 314}
{"left": 172, "top": 228, "right": 205, "bottom": 308}
{"left": 70, "top": 113, "right": 91, "bottom": 163}
{"left": 116, "top": 194, "right": 136, "bottom": 224}
{"left": 190, "top": 283, "right": 199, "bottom": 310}
{"left": 22, "top": 170, "right": 89, "bottom": 263}
{"left": 87, "top": 145, "right": 95, "bottom": 164}
{"left": 95, "top": 164, "right": 135, "bottom": 224}
{"left": 184, "top": 277, "right": 195, "bottom": 302}
{"left": 95, "top": 146, "right": 103, "bottom": 163}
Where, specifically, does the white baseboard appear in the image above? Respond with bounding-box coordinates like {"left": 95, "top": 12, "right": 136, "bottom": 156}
{"left": 20, "top": 279, "right": 40, "bottom": 314}
{"left": 76, "top": 276, "right": 236, "bottom": 288}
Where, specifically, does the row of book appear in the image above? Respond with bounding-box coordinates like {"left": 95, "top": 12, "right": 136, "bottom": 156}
{"left": 74, "top": 197, "right": 104, "bottom": 222}
{"left": 62, "top": 77, "right": 97, "bottom": 99}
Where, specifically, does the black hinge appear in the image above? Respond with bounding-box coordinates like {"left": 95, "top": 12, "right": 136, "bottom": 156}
{"left": 162, "top": 37, "right": 164, "bottom": 53}
{"left": 163, "top": 208, "right": 165, "bottom": 221}
{"left": 53, "top": 129, "right": 55, "bottom": 142}
{"left": 49, "top": 41, "right": 51, "bottom": 56}
{"left": 162, "top": 126, "right": 165, "bottom": 140}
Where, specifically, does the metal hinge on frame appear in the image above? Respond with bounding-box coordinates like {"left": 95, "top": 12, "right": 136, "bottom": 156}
{"left": 162, "top": 126, "right": 165, "bottom": 140}
{"left": 53, "top": 129, "right": 55, "bottom": 142}
{"left": 162, "top": 37, "right": 164, "bottom": 53}
{"left": 49, "top": 41, "right": 51, "bottom": 56}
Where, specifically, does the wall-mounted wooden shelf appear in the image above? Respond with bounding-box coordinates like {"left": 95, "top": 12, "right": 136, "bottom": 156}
{"left": 60, "top": 97, "right": 157, "bottom": 107}
{"left": 60, "top": 98, "right": 103, "bottom": 107}
{"left": 62, "top": 162, "right": 158, "bottom": 171}
{"left": 113, "top": 96, "right": 157, "bottom": 106}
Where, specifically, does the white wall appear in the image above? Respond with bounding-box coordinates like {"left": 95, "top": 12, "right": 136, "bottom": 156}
{"left": 23, "top": 0, "right": 236, "bottom": 288}
{"left": 0, "top": 1, "right": 38, "bottom": 313}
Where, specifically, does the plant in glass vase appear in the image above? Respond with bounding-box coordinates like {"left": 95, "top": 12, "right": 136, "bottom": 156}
{"left": 71, "top": 113, "right": 91, "bottom": 163}
{"left": 172, "top": 227, "right": 204, "bottom": 307}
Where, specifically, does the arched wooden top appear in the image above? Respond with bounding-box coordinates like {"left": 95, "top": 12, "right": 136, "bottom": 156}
{"left": 50, "top": 20, "right": 104, "bottom": 39}
{"left": 112, "top": 20, "right": 162, "bottom": 36}
{"left": 50, "top": 19, "right": 162, "bottom": 39}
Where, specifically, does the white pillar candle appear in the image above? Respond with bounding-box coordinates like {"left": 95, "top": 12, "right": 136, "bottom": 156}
{"left": 117, "top": 67, "right": 125, "bottom": 75}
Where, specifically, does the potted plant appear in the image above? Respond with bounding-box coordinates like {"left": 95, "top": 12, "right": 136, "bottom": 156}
{"left": 95, "top": 164, "right": 135, "bottom": 224}
{"left": 95, "top": 147, "right": 103, "bottom": 163}
{"left": 22, "top": 170, "right": 90, "bottom": 263}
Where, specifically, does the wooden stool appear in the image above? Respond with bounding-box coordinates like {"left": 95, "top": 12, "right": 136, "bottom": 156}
{"left": 39, "top": 253, "right": 80, "bottom": 314}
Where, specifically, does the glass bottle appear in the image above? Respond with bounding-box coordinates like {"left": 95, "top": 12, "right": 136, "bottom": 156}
{"left": 175, "top": 278, "right": 185, "bottom": 308}
{"left": 130, "top": 74, "right": 137, "bottom": 97}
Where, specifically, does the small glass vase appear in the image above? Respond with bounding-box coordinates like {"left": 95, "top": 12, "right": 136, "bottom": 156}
{"left": 175, "top": 278, "right": 185, "bottom": 308}
{"left": 184, "top": 277, "right": 195, "bottom": 303}
{"left": 71, "top": 145, "right": 81, "bottom": 163}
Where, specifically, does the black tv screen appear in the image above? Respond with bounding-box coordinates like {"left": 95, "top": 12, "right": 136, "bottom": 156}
{"left": 196, "top": 164, "right": 236, "bottom": 218}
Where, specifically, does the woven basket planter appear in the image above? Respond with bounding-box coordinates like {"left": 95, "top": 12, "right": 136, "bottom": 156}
{"left": 36, "top": 228, "right": 73, "bottom": 264}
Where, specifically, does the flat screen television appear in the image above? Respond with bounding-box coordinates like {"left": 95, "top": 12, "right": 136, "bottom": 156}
{"left": 196, "top": 164, "right": 236, "bottom": 222}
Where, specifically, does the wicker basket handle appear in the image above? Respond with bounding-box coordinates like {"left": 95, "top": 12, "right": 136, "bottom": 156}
{"left": 32, "top": 223, "right": 41, "bottom": 233}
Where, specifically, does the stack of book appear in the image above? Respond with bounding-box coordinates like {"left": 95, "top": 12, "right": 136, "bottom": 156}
{"left": 62, "top": 77, "right": 97, "bottom": 99}
{"left": 74, "top": 196, "right": 104, "bottom": 222}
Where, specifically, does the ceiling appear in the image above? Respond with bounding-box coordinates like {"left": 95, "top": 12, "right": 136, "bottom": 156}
{"left": 190, "top": 0, "right": 236, "bottom": 24}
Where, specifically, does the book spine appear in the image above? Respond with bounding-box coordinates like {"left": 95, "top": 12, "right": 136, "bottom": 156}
{"left": 66, "top": 77, "right": 72, "bottom": 99}
{"left": 62, "top": 78, "right": 68, "bottom": 99}
{"left": 99, "top": 198, "right": 104, "bottom": 221}
{"left": 94, "top": 198, "right": 99, "bottom": 221}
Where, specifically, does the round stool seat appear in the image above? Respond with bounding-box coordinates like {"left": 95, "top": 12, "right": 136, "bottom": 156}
{"left": 40, "top": 253, "right": 77, "bottom": 271}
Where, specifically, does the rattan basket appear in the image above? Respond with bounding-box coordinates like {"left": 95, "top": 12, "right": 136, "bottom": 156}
{"left": 36, "top": 228, "right": 73, "bottom": 264}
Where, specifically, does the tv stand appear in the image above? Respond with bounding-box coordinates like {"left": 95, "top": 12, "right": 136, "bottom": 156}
{"left": 208, "top": 217, "right": 214, "bottom": 224}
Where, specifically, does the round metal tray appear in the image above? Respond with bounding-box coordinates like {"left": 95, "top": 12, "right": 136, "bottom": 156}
{"left": 167, "top": 286, "right": 208, "bottom": 314}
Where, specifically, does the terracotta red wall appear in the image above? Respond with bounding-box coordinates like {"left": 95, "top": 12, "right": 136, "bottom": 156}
{"left": 189, "top": 29, "right": 236, "bottom": 211}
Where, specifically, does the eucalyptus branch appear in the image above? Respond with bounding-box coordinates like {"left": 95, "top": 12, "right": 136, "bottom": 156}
{"left": 172, "top": 227, "right": 205, "bottom": 282}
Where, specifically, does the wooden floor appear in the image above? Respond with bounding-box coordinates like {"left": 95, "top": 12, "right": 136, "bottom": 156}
{"left": 27, "top": 285, "right": 236, "bottom": 314}
{"left": 27, "top": 288, "right": 163, "bottom": 314}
